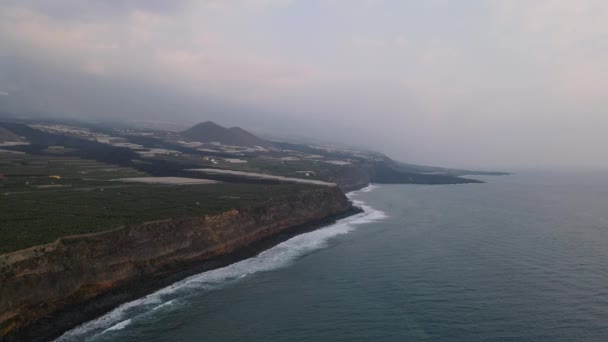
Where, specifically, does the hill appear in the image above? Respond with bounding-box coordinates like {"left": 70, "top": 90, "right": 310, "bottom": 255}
{"left": 181, "top": 121, "right": 271, "bottom": 147}
{"left": 0, "top": 126, "right": 23, "bottom": 142}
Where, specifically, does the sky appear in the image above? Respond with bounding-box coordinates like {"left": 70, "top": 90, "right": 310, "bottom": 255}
{"left": 1, "top": 0, "right": 607, "bottom": 170}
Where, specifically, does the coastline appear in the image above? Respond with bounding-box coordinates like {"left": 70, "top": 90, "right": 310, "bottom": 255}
{"left": 56, "top": 185, "right": 380, "bottom": 341}
{"left": 56, "top": 208, "right": 362, "bottom": 342}
{"left": 1, "top": 186, "right": 370, "bottom": 342}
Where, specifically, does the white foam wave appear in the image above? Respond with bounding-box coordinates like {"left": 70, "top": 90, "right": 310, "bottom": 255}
{"left": 350, "top": 184, "right": 380, "bottom": 194}
{"left": 102, "top": 319, "right": 132, "bottom": 332}
{"left": 151, "top": 299, "right": 176, "bottom": 311}
{"left": 57, "top": 186, "right": 384, "bottom": 341}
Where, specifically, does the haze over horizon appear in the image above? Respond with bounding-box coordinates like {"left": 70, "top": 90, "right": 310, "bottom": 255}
{"left": 1, "top": 0, "right": 607, "bottom": 170}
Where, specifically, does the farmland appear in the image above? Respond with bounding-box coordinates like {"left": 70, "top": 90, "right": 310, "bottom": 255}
{"left": 0, "top": 119, "right": 489, "bottom": 254}
{"left": 0, "top": 152, "right": 318, "bottom": 254}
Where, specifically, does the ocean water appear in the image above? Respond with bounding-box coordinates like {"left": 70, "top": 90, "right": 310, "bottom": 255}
{"left": 58, "top": 173, "right": 608, "bottom": 341}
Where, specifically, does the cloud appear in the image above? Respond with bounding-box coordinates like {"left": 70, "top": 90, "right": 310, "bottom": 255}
{"left": 0, "top": 1, "right": 318, "bottom": 103}
{"left": 1, "top": 0, "right": 608, "bottom": 169}
{"left": 1, "top": 0, "right": 189, "bottom": 20}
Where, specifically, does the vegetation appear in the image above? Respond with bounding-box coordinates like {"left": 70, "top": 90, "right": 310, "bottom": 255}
{"left": 0, "top": 180, "right": 317, "bottom": 254}
{"left": 0, "top": 154, "right": 146, "bottom": 193}
{"left": 0, "top": 119, "right": 490, "bottom": 253}
{"left": 0, "top": 151, "right": 319, "bottom": 254}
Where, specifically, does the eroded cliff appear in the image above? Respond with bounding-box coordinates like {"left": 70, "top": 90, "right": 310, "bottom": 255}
{"left": 0, "top": 186, "right": 356, "bottom": 341}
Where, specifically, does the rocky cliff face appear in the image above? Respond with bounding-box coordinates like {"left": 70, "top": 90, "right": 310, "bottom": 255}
{"left": 0, "top": 186, "right": 354, "bottom": 341}
{"left": 334, "top": 164, "right": 373, "bottom": 192}
{"left": 333, "top": 160, "right": 482, "bottom": 191}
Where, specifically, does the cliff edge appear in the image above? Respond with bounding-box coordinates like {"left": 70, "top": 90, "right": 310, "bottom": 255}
{"left": 0, "top": 186, "right": 356, "bottom": 342}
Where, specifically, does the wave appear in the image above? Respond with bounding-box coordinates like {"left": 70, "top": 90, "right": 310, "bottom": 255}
{"left": 101, "top": 319, "right": 131, "bottom": 332}
{"left": 56, "top": 185, "right": 385, "bottom": 341}
{"left": 353, "top": 184, "right": 380, "bottom": 193}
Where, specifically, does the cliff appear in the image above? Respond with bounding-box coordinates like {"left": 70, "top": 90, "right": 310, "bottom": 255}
{"left": 0, "top": 186, "right": 356, "bottom": 341}
{"left": 333, "top": 161, "right": 482, "bottom": 192}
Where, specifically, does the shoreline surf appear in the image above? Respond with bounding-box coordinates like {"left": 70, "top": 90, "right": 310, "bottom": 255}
{"left": 55, "top": 185, "right": 386, "bottom": 341}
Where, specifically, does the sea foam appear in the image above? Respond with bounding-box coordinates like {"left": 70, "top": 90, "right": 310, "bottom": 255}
{"left": 57, "top": 185, "right": 385, "bottom": 341}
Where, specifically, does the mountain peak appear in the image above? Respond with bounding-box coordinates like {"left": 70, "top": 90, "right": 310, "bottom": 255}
{"left": 181, "top": 122, "right": 271, "bottom": 147}
{"left": 0, "top": 126, "right": 23, "bottom": 142}
{"left": 192, "top": 121, "right": 223, "bottom": 129}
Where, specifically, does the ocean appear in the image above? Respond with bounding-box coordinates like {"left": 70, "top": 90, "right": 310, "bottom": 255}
{"left": 57, "top": 172, "right": 608, "bottom": 341}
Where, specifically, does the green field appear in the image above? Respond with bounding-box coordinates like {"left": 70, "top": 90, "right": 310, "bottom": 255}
{"left": 153, "top": 153, "right": 345, "bottom": 182}
{"left": 0, "top": 153, "right": 317, "bottom": 254}
{"left": 0, "top": 154, "right": 147, "bottom": 193}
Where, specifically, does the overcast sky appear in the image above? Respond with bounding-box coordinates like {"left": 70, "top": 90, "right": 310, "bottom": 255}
{"left": 1, "top": 0, "right": 607, "bottom": 170}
